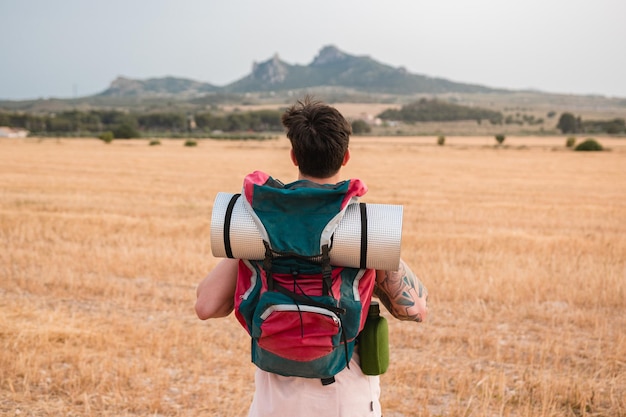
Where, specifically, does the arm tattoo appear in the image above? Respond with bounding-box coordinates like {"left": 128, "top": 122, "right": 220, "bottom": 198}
{"left": 374, "top": 261, "right": 428, "bottom": 322}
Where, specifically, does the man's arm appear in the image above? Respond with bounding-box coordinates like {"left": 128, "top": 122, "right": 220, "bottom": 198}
{"left": 195, "top": 258, "right": 239, "bottom": 319}
{"left": 374, "top": 259, "right": 428, "bottom": 322}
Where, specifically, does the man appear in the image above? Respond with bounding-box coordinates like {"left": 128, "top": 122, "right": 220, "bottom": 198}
{"left": 196, "top": 96, "right": 428, "bottom": 417}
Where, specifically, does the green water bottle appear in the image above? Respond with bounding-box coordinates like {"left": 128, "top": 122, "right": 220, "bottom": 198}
{"left": 358, "top": 301, "right": 389, "bottom": 375}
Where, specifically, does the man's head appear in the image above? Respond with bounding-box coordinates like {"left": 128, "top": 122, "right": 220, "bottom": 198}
{"left": 282, "top": 96, "right": 351, "bottom": 179}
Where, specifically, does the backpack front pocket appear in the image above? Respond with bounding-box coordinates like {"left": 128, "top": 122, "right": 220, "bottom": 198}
{"left": 255, "top": 302, "right": 342, "bottom": 362}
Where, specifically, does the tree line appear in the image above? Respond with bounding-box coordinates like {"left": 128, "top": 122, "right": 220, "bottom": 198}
{"left": 3, "top": 106, "right": 623, "bottom": 138}
{"left": 377, "top": 98, "right": 504, "bottom": 124}
{"left": 0, "top": 109, "right": 285, "bottom": 138}
{"left": 557, "top": 112, "right": 625, "bottom": 134}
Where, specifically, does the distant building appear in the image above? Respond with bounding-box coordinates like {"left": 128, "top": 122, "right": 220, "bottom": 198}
{"left": 359, "top": 113, "right": 383, "bottom": 126}
{"left": 0, "top": 126, "right": 29, "bottom": 138}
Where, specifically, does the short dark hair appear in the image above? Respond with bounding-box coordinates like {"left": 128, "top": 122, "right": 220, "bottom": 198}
{"left": 281, "top": 96, "right": 351, "bottom": 178}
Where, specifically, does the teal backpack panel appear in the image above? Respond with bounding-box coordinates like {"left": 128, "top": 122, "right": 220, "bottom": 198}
{"left": 250, "top": 178, "right": 352, "bottom": 255}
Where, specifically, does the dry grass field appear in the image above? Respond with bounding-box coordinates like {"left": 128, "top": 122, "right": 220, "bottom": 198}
{"left": 1, "top": 135, "right": 625, "bottom": 416}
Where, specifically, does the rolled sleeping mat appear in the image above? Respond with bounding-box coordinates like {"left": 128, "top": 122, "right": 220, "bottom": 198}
{"left": 210, "top": 192, "right": 403, "bottom": 271}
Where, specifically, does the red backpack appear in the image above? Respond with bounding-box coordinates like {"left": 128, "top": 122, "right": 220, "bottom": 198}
{"left": 231, "top": 171, "right": 376, "bottom": 382}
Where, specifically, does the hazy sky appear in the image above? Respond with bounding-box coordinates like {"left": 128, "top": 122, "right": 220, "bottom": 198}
{"left": 1, "top": 0, "right": 625, "bottom": 100}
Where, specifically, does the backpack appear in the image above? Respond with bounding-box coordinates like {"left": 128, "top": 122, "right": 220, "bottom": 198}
{"left": 232, "top": 171, "right": 376, "bottom": 381}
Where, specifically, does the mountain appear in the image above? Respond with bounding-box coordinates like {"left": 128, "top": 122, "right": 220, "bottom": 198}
{"left": 97, "top": 45, "right": 502, "bottom": 98}
{"left": 97, "top": 76, "right": 218, "bottom": 97}
{"left": 225, "top": 45, "right": 501, "bottom": 95}
{"left": 5, "top": 45, "right": 622, "bottom": 117}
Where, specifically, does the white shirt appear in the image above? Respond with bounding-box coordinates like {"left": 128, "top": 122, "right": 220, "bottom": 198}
{"left": 248, "top": 353, "right": 382, "bottom": 417}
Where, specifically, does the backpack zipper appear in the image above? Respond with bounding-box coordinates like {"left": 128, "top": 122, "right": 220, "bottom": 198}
{"left": 260, "top": 304, "right": 341, "bottom": 326}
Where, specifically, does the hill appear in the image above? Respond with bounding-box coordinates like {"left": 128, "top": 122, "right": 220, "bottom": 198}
{"left": 97, "top": 76, "right": 219, "bottom": 98}
{"left": 0, "top": 45, "right": 624, "bottom": 122}
{"left": 92, "top": 45, "right": 501, "bottom": 98}
{"left": 223, "top": 45, "right": 501, "bottom": 95}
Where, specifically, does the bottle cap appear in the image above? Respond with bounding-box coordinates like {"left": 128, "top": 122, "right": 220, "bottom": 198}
{"left": 368, "top": 301, "right": 380, "bottom": 316}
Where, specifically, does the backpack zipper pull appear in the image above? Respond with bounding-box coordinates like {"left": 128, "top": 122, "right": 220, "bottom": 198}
{"left": 291, "top": 270, "right": 299, "bottom": 293}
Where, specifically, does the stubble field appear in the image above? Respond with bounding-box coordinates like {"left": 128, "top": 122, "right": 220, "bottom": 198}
{"left": 1, "top": 136, "right": 625, "bottom": 416}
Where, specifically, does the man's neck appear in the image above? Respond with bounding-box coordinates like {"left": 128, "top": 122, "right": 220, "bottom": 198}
{"left": 298, "top": 172, "right": 342, "bottom": 185}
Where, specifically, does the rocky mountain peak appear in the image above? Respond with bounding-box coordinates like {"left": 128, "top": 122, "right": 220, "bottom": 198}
{"left": 104, "top": 77, "right": 144, "bottom": 95}
{"left": 311, "top": 45, "right": 348, "bottom": 66}
{"left": 110, "top": 76, "right": 140, "bottom": 88}
{"left": 251, "top": 53, "right": 288, "bottom": 84}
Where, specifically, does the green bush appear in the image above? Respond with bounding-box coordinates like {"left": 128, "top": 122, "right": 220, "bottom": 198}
{"left": 351, "top": 119, "right": 371, "bottom": 135}
{"left": 574, "top": 138, "right": 603, "bottom": 151}
{"left": 566, "top": 137, "right": 576, "bottom": 148}
{"left": 149, "top": 139, "right": 161, "bottom": 146}
{"left": 557, "top": 112, "right": 580, "bottom": 134}
{"left": 495, "top": 134, "right": 506, "bottom": 145}
{"left": 184, "top": 139, "right": 197, "bottom": 147}
{"left": 112, "top": 124, "right": 140, "bottom": 139}
{"left": 437, "top": 135, "right": 445, "bottom": 146}
{"left": 98, "top": 131, "right": 114, "bottom": 143}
